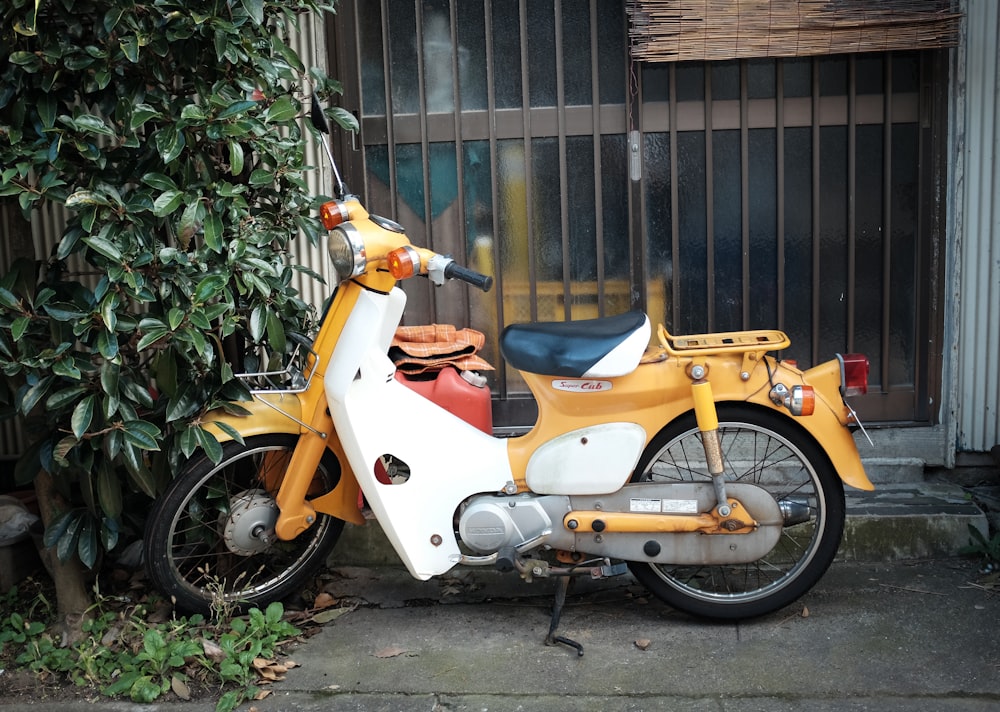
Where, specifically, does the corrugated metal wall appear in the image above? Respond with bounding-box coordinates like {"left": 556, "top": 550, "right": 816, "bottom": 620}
{"left": 956, "top": 0, "right": 1000, "bottom": 452}
{"left": 0, "top": 16, "right": 332, "bottom": 459}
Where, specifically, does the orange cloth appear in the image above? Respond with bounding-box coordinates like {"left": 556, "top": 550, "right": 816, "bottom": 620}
{"left": 390, "top": 324, "right": 493, "bottom": 374}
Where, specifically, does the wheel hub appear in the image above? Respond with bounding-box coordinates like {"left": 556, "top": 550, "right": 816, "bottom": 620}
{"left": 221, "top": 489, "right": 279, "bottom": 555}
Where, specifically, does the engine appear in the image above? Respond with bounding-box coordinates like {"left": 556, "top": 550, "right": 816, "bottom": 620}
{"left": 457, "top": 494, "right": 569, "bottom": 554}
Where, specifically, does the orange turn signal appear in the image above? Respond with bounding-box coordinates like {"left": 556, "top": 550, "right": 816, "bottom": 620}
{"left": 790, "top": 385, "right": 815, "bottom": 416}
{"left": 386, "top": 246, "right": 420, "bottom": 280}
{"left": 320, "top": 201, "right": 349, "bottom": 230}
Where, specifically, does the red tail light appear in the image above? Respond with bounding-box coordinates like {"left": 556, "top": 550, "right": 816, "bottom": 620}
{"left": 839, "top": 354, "right": 869, "bottom": 397}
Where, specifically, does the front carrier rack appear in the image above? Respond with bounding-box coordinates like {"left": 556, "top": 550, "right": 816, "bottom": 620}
{"left": 234, "top": 343, "right": 324, "bottom": 435}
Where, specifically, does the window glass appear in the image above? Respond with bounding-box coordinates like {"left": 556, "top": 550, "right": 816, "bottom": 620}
{"left": 562, "top": 3, "right": 593, "bottom": 106}
{"left": 712, "top": 129, "right": 742, "bottom": 332}
{"left": 492, "top": 0, "right": 523, "bottom": 109}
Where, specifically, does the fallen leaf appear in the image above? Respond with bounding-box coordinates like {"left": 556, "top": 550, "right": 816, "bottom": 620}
{"left": 201, "top": 638, "right": 226, "bottom": 663}
{"left": 254, "top": 689, "right": 273, "bottom": 701}
{"left": 313, "top": 606, "right": 353, "bottom": 624}
{"left": 374, "top": 645, "right": 408, "bottom": 658}
{"left": 313, "top": 592, "right": 337, "bottom": 609}
{"left": 171, "top": 675, "right": 191, "bottom": 700}
{"left": 634, "top": 638, "right": 652, "bottom": 650}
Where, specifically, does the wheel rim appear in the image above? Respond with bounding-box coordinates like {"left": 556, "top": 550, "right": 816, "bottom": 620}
{"left": 638, "top": 419, "right": 833, "bottom": 606}
{"left": 164, "top": 443, "right": 334, "bottom": 605}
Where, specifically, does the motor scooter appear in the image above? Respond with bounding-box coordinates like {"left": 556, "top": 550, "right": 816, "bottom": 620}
{"left": 144, "top": 97, "right": 873, "bottom": 651}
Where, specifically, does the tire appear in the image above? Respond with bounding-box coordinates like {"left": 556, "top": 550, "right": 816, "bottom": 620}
{"left": 627, "top": 404, "right": 845, "bottom": 620}
{"left": 144, "top": 434, "right": 344, "bottom": 614}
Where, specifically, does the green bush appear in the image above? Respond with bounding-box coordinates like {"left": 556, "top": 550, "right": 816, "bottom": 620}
{"left": 0, "top": 0, "right": 355, "bottom": 566}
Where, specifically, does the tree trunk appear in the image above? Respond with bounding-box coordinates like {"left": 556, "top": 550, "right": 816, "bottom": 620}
{"left": 33, "top": 469, "right": 91, "bottom": 645}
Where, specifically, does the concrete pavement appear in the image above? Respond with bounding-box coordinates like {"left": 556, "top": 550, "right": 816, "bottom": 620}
{"left": 258, "top": 557, "right": 996, "bottom": 711}
{"left": 1, "top": 474, "right": 996, "bottom": 711}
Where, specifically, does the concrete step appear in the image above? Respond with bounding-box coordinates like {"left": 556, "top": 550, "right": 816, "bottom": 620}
{"left": 331, "top": 481, "right": 989, "bottom": 567}
{"left": 841, "top": 481, "right": 988, "bottom": 561}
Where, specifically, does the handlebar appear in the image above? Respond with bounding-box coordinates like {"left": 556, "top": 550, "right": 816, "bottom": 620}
{"left": 443, "top": 261, "right": 494, "bottom": 292}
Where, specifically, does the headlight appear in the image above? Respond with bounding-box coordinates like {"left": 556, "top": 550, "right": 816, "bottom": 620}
{"left": 327, "top": 223, "right": 366, "bottom": 283}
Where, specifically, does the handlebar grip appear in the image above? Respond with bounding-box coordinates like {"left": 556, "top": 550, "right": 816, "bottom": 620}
{"left": 443, "top": 261, "right": 494, "bottom": 292}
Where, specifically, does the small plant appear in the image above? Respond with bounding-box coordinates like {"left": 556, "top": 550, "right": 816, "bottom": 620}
{"left": 0, "top": 580, "right": 302, "bottom": 711}
{"left": 960, "top": 523, "right": 1000, "bottom": 572}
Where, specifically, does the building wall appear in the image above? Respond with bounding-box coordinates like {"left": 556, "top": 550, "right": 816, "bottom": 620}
{"left": 954, "top": 0, "right": 1000, "bottom": 453}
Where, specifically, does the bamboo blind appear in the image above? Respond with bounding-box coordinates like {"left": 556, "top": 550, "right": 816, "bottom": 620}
{"left": 627, "top": 0, "right": 962, "bottom": 62}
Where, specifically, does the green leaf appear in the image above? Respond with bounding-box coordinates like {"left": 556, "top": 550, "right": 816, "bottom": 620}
{"left": 195, "top": 427, "right": 223, "bottom": 463}
{"left": 43, "top": 510, "right": 76, "bottom": 550}
{"left": 120, "top": 36, "right": 140, "bottom": 62}
{"left": 248, "top": 168, "right": 273, "bottom": 186}
{"left": 65, "top": 190, "right": 111, "bottom": 209}
{"left": 203, "top": 211, "right": 224, "bottom": 252}
{"left": 52, "top": 357, "right": 82, "bottom": 380}
{"left": 82, "top": 236, "right": 123, "bottom": 262}
{"left": 46, "top": 385, "right": 88, "bottom": 411}
{"left": 37, "top": 94, "right": 57, "bottom": 129}
{"left": 101, "top": 516, "right": 120, "bottom": 551}
{"left": 327, "top": 106, "right": 360, "bottom": 133}
{"left": 155, "top": 126, "right": 185, "bottom": 164}
{"left": 241, "top": 0, "right": 265, "bottom": 25}
{"left": 266, "top": 310, "right": 286, "bottom": 351}
{"left": 136, "top": 329, "right": 169, "bottom": 351}
{"left": 142, "top": 172, "right": 178, "bottom": 191}
{"left": 56, "top": 512, "right": 84, "bottom": 562}
{"left": 131, "top": 104, "right": 163, "bottom": 131}
{"left": 181, "top": 104, "right": 207, "bottom": 121}
{"left": 168, "top": 307, "right": 185, "bottom": 330}
{"left": 211, "top": 421, "right": 245, "bottom": 445}
{"left": 122, "top": 443, "right": 156, "bottom": 497}
{"left": 165, "top": 382, "right": 199, "bottom": 422}
{"left": 77, "top": 517, "right": 98, "bottom": 569}
{"left": 229, "top": 141, "right": 245, "bottom": 175}
{"left": 71, "top": 394, "right": 95, "bottom": 438}
{"left": 123, "top": 420, "right": 161, "bottom": 451}
{"left": 44, "top": 302, "right": 87, "bottom": 321}
{"left": 153, "top": 190, "right": 184, "bottom": 216}
{"left": 264, "top": 96, "right": 297, "bottom": 124}
{"left": 216, "top": 100, "right": 258, "bottom": 120}
{"left": 73, "top": 114, "right": 114, "bottom": 137}
{"left": 20, "top": 376, "right": 53, "bottom": 414}
{"left": 193, "top": 275, "right": 226, "bottom": 304}
{"left": 249, "top": 304, "right": 266, "bottom": 343}
{"left": 11, "top": 316, "right": 30, "bottom": 341}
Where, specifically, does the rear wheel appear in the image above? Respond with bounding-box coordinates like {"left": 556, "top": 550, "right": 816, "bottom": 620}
{"left": 144, "top": 434, "right": 344, "bottom": 614}
{"left": 627, "top": 405, "right": 845, "bottom": 619}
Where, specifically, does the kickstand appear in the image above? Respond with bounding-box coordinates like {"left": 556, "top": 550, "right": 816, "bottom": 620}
{"left": 545, "top": 576, "right": 584, "bottom": 657}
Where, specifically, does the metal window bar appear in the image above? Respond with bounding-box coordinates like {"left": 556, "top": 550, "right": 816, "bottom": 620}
{"left": 881, "top": 55, "right": 894, "bottom": 396}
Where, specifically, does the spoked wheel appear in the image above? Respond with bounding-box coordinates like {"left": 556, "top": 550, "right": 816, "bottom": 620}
{"left": 628, "top": 404, "right": 845, "bottom": 620}
{"left": 144, "top": 434, "right": 344, "bottom": 614}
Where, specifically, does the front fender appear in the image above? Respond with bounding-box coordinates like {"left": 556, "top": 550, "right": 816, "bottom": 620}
{"left": 203, "top": 393, "right": 306, "bottom": 441}
{"left": 202, "top": 394, "right": 365, "bottom": 525}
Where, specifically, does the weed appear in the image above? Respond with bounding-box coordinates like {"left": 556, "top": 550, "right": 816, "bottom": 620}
{"left": 960, "top": 523, "right": 1000, "bottom": 572}
{"left": 0, "top": 579, "right": 301, "bottom": 712}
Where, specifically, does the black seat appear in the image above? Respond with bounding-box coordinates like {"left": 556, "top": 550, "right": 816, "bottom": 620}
{"left": 500, "top": 311, "right": 648, "bottom": 377}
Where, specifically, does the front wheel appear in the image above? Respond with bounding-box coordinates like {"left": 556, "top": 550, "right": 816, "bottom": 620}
{"left": 627, "top": 405, "right": 845, "bottom": 620}
{"left": 144, "top": 434, "right": 344, "bottom": 614}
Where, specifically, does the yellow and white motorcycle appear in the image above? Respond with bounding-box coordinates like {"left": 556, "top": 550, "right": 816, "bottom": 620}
{"left": 144, "top": 98, "right": 872, "bottom": 648}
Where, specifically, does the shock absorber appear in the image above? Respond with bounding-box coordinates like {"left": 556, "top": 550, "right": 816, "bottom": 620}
{"left": 689, "top": 363, "right": 732, "bottom": 518}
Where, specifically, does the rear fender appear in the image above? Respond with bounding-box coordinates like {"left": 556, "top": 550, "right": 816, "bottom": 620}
{"left": 655, "top": 357, "right": 872, "bottom": 491}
